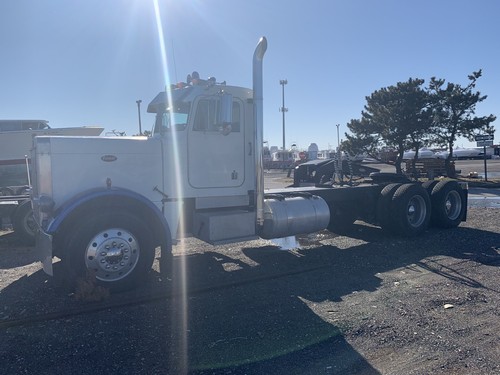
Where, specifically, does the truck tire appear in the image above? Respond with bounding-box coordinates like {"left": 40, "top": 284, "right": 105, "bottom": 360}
{"left": 421, "top": 180, "right": 438, "bottom": 196}
{"left": 12, "top": 200, "right": 36, "bottom": 246}
{"left": 326, "top": 202, "right": 357, "bottom": 233}
{"left": 63, "top": 211, "right": 156, "bottom": 292}
{"left": 430, "top": 180, "right": 465, "bottom": 228}
{"left": 391, "top": 183, "right": 431, "bottom": 237}
{"left": 376, "top": 183, "right": 401, "bottom": 232}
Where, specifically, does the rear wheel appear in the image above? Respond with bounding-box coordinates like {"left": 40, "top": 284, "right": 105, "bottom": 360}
{"left": 390, "top": 183, "right": 431, "bottom": 237}
{"left": 376, "top": 183, "right": 401, "bottom": 232}
{"left": 421, "top": 180, "right": 438, "bottom": 196}
{"left": 63, "top": 211, "right": 156, "bottom": 292}
{"left": 430, "top": 180, "right": 465, "bottom": 228}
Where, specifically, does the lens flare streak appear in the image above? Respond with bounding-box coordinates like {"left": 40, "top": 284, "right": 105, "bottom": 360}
{"left": 153, "top": 1, "right": 188, "bottom": 372}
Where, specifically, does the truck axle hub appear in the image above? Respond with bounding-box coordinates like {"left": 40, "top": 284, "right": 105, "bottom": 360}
{"left": 85, "top": 229, "right": 140, "bottom": 281}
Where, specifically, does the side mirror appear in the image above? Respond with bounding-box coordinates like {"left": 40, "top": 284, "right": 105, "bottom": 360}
{"left": 219, "top": 92, "right": 233, "bottom": 135}
{"left": 221, "top": 123, "right": 232, "bottom": 136}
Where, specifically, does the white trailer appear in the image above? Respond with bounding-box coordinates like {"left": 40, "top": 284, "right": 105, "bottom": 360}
{"left": 30, "top": 37, "right": 468, "bottom": 292}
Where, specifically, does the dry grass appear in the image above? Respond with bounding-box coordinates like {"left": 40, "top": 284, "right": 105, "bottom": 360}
{"left": 74, "top": 270, "right": 110, "bottom": 302}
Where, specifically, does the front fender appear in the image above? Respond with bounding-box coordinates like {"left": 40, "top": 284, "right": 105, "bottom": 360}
{"left": 36, "top": 187, "right": 172, "bottom": 277}
{"left": 47, "top": 187, "right": 169, "bottom": 235}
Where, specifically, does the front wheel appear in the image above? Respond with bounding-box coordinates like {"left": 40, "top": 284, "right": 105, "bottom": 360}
{"left": 63, "top": 211, "right": 156, "bottom": 292}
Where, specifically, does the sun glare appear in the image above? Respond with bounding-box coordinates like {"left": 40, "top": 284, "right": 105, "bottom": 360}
{"left": 153, "top": 0, "right": 188, "bottom": 372}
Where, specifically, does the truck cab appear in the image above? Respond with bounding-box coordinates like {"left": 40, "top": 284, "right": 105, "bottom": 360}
{"left": 148, "top": 79, "right": 256, "bottom": 198}
{"left": 146, "top": 79, "right": 260, "bottom": 245}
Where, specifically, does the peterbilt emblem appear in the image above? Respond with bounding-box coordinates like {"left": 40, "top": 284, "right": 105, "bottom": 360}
{"left": 101, "top": 155, "right": 118, "bottom": 162}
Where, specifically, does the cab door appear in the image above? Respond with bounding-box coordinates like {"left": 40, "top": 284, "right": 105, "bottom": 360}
{"left": 187, "top": 96, "right": 245, "bottom": 188}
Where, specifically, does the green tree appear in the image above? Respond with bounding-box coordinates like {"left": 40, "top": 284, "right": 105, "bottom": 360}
{"left": 344, "top": 78, "right": 432, "bottom": 174}
{"left": 343, "top": 118, "right": 381, "bottom": 159}
{"left": 428, "top": 70, "right": 496, "bottom": 177}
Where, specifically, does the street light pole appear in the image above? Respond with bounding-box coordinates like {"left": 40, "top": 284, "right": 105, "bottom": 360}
{"left": 279, "top": 79, "right": 288, "bottom": 157}
{"left": 336, "top": 124, "right": 341, "bottom": 149}
{"left": 136, "top": 100, "right": 142, "bottom": 135}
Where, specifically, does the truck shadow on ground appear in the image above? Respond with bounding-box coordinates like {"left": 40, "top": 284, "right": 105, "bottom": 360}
{"left": 1, "top": 225, "right": 499, "bottom": 374}
{"left": 0, "top": 232, "right": 38, "bottom": 268}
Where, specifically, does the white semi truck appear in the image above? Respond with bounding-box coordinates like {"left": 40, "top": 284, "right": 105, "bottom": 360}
{"left": 31, "top": 37, "right": 467, "bottom": 292}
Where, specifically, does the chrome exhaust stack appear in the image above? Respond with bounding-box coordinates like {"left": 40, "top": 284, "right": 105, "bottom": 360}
{"left": 253, "top": 36, "right": 267, "bottom": 226}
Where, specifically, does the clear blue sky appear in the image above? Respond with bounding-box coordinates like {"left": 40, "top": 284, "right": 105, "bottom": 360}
{"left": 1, "top": 0, "right": 498, "bottom": 150}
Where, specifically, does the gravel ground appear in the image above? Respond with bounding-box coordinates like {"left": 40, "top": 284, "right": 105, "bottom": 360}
{"left": 1, "top": 205, "right": 499, "bottom": 374}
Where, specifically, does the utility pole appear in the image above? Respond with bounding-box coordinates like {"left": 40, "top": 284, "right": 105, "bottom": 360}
{"left": 136, "top": 100, "right": 142, "bottom": 135}
{"left": 279, "top": 80, "right": 288, "bottom": 155}
{"left": 336, "top": 124, "right": 340, "bottom": 149}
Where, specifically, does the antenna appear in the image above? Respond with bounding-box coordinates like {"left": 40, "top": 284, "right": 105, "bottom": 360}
{"left": 171, "top": 40, "right": 178, "bottom": 83}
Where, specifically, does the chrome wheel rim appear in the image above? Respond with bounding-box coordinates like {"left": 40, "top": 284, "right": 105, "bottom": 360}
{"left": 85, "top": 228, "right": 140, "bottom": 282}
{"left": 407, "top": 195, "right": 426, "bottom": 228}
{"left": 445, "top": 191, "right": 462, "bottom": 220}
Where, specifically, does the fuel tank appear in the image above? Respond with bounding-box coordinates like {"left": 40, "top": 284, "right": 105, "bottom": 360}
{"left": 259, "top": 194, "right": 330, "bottom": 239}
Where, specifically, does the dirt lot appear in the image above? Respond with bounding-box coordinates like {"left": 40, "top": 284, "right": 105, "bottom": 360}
{"left": 0, "top": 204, "right": 499, "bottom": 374}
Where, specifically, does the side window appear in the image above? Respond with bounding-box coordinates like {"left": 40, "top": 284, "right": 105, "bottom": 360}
{"left": 193, "top": 98, "right": 241, "bottom": 132}
{"left": 193, "top": 99, "right": 212, "bottom": 131}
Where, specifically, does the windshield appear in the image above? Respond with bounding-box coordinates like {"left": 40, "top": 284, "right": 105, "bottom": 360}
{"left": 153, "top": 102, "right": 190, "bottom": 134}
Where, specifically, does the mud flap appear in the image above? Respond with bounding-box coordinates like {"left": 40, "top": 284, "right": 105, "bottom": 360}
{"left": 36, "top": 229, "right": 54, "bottom": 276}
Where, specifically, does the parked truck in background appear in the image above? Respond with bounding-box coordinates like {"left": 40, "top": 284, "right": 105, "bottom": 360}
{"left": 30, "top": 37, "right": 468, "bottom": 292}
{"left": 0, "top": 120, "right": 104, "bottom": 243}
{"left": 0, "top": 193, "right": 34, "bottom": 244}
{"left": 0, "top": 157, "right": 35, "bottom": 245}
